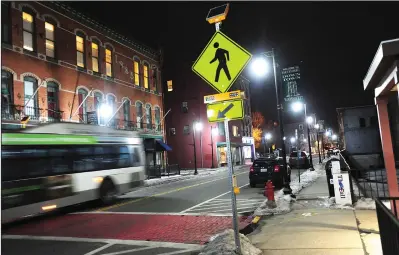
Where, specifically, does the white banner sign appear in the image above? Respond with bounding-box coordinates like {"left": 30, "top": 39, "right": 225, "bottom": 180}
{"left": 331, "top": 161, "right": 341, "bottom": 174}
{"left": 333, "top": 173, "right": 352, "bottom": 205}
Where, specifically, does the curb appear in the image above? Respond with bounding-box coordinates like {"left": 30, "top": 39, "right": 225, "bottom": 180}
{"left": 239, "top": 214, "right": 262, "bottom": 235}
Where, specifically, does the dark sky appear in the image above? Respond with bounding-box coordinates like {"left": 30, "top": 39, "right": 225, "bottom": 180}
{"left": 67, "top": 1, "right": 399, "bottom": 131}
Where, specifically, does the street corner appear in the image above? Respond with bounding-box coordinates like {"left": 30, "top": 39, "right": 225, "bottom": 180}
{"left": 2, "top": 212, "right": 254, "bottom": 245}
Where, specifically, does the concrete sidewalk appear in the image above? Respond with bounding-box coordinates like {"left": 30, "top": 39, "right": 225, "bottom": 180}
{"left": 296, "top": 171, "right": 330, "bottom": 200}
{"left": 249, "top": 208, "right": 365, "bottom": 254}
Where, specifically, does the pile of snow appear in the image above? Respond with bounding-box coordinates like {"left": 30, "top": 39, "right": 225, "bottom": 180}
{"left": 254, "top": 164, "right": 325, "bottom": 216}
{"left": 354, "top": 198, "right": 376, "bottom": 210}
{"left": 199, "top": 229, "right": 262, "bottom": 255}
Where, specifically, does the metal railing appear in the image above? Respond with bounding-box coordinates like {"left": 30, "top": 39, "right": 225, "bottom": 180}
{"left": 146, "top": 164, "right": 180, "bottom": 179}
{"left": 375, "top": 197, "right": 399, "bottom": 255}
{"left": 1, "top": 103, "right": 63, "bottom": 123}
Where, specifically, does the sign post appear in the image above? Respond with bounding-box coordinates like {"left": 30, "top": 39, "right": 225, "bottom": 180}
{"left": 194, "top": 5, "right": 253, "bottom": 254}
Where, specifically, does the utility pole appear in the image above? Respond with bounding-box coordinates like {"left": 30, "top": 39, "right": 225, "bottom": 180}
{"left": 192, "top": 120, "right": 198, "bottom": 175}
{"left": 210, "top": 125, "right": 215, "bottom": 168}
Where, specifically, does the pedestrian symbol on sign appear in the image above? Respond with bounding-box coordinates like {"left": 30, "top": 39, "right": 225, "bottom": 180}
{"left": 210, "top": 42, "right": 231, "bottom": 82}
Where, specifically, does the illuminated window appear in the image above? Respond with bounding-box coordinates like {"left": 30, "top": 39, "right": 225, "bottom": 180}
{"left": 143, "top": 64, "right": 149, "bottom": 89}
{"left": 105, "top": 48, "right": 112, "bottom": 77}
{"left": 232, "top": 126, "right": 239, "bottom": 137}
{"left": 134, "top": 61, "right": 140, "bottom": 86}
{"left": 76, "top": 34, "right": 85, "bottom": 68}
{"left": 45, "top": 22, "right": 55, "bottom": 58}
{"left": 22, "top": 12, "right": 34, "bottom": 51}
{"left": 91, "top": 42, "right": 99, "bottom": 73}
{"left": 2, "top": 2, "right": 11, "bottom": 44}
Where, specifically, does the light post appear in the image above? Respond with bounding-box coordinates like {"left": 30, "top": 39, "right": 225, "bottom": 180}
{"left": 315, "top": 123, "right": 322, "bottom": 164}
{"left": 291, "top": 102, "right": 314, "bottom": 170}
{"left": 250, "top": 49, "right": 289, "bottom": 184}
{"left": 192, "top": 121, "right": 202, "bottom": 175}
{"left": 210, "top": 126, "right": 218, "bottom": 168}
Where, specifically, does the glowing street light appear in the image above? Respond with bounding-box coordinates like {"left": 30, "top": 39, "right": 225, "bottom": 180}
{"left": 314, "top": 123, "right": 320, "bottom": 129}
{"left": 283, "top": 136, "right": 286, "bottom": 141}
{"left": 194, "top": 122, "right": 203, "bottom": 131}
{"left": 332, "top": 134, "right": 337, "bottom": 140}
{"left": 290, "top": 137, "right": 296, "bottom": 143}
{"left": 325, "top": 130, "right": 331, "bottom": 137}
{"left": 291, "top": 102, "right": 304, "bottom": 113}
{"left": 250, "top": 57, "right": 269, "bottom": 78}
{"left": 99, "top": 104, "right": 112, "bottom": 119}
{"left": 303, "top": 139, "right": 307, "bottom": 142}
{"left": 306, "top": 116, "right": 313, "bottom": 124}
{"left": 265, "top": 133, "right": 272, "bottom": 140}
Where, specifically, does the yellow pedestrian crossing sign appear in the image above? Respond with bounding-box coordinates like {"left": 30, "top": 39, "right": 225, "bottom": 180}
{"left": 206, "top": 99, "right": 244, "bottom": 123}
{"left": 192, "top": 31, "right": 252, "bottom": 93}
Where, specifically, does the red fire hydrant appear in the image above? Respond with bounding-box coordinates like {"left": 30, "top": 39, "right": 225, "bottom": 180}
{"left": 264, "top": 180, "right": 275, "bottom": 201}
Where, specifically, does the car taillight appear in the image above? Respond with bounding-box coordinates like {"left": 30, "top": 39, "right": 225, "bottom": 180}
{"left": 274, "top": 165, "right": 280, "bottom": 172}
{"left": 250, "top": 166, "right": 254, "bottom": 172}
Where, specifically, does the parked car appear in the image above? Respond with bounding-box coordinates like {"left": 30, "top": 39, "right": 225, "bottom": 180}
{"left": 289, "top": 151, "right": 310, "bottom": 169}
{"left": 249, "top": 156, "right": 291, "bottom": 188}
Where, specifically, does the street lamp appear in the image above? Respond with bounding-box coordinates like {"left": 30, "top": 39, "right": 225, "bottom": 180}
{"left": 290, "top": 101, "right": 314, "bottom": 170}
{"left": 314, "top": 123, "right": 322, "bottom": 163}
{"left": 332, "top": 134, "right": 337, "bottom": 140}
{"left": 290, "top": 137, "right": 296, "bottom": 143}
{"left": 250, "top": 49, "right": 289, "bottom": 181}
{"left": 265, "top": 133, "right": 272, "bottom": 153}
{"left": 210, "top": 126, "right": 218, "bottom": 168}
{"left": 192, "top": 121, "right": 202, "bottom": 175}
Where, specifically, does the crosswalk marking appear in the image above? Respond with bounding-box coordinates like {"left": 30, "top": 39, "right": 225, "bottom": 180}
{"left": 182, "top": 198, "right": 263, "bottom": 215}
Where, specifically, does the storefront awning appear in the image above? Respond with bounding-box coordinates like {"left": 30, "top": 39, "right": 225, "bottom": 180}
{"left": 156, "top": 139, "right": 172, "bottom": 151}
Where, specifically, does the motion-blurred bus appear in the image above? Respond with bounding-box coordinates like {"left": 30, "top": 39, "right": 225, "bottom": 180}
{"left": 1, "top": 123, "right": 145, "bottom": 223}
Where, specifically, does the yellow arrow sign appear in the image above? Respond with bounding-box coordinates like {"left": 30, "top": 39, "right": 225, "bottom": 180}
{"left": 192, "top": 31, "right": 252, "bottom": 93}
{"left": 206, "top": 99, "right": 244, "bottom": 123}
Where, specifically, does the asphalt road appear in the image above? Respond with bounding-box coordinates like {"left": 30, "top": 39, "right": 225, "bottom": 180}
{"left": 2, "top": 162, "right": 308, "bottom": 255}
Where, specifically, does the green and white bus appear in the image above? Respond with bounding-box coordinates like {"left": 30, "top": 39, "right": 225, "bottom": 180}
{"left": 1, "top": 123, "right": 146, "bottom": 223}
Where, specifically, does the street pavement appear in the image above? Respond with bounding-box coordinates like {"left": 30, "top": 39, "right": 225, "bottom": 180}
{"left": 2, "top": 164, "right": 305, "bottom": 255}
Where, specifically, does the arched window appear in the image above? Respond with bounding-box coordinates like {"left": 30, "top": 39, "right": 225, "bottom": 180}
{"left": 44, "top": 18, "right": 56, "bottom": 58}
{"left": 123, "top": 99, "right": 130, "bottom": 122}
{"left": 133, "top": 59, "right": 140, "bottom": 86}
{"left": 24, "top": 76, "right": 39, "bottom": 117}
{"left": 146, "top": 104, "right": 152, "bottom": 129}
{"left": 105, "top": 46, "right": 113, "bottom": 77}
{"left": 22, "top": 8, "right": 35, "bottom": 51}
{"left": 91, "top": 39, "right": 100, "bottom": 73}
{"left": 76, "top": 31, "right": 85, "bottom": 68}
{"left": 136, "top": 101, "right": 143, "bottom": 128}
{"left": 77, "top": 88, "right": 88, "bottom": 122}
{"left": 154, "top": 106, "right": 161, "bottom": 131}
{"left": 106, "top": 94, "right": 116, "bottom": 109}
{"left": 47, "top": 81, "right": 59, "bottom": 120}
{"left": 1, "top": 70, "right": 14, "bottom": 116}
{"left": 143, "top": 63, "right": 149, "bottom": 89}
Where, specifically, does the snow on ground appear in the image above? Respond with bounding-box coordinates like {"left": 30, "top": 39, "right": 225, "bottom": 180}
{"left": 354, "top": 198, "right": 376, "bottom": 210}
{"left": 199, "top": 229, "right": 262, "bottom": 255}
{"left": 144, "top": 165, "right": 247, "bottom": 187}
{"left": 254, "top": 163, "right": 325, "bottom": 216}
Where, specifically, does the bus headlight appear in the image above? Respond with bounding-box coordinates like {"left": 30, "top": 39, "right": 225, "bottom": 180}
{"left": 93, "top": 177, "right": 104, "bottom": 183}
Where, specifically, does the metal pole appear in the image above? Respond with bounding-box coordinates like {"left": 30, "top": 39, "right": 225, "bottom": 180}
{"left": 211, "top": 126, "right": 215, "bottom": 169}
{"left": 305, "top": 104, "right": 314, "bottom": 170}
{"left": 200, "top": 127, "right": 203, "bottom": 168}
{"left": 23, "top": 80, "right": 45, "bottom": 108}
{"left": 321, "top": 131, "right": 325, "bottom": 159}
{"left": 193, "top": 121, "right": 198, "bottom": 175}
{"left": 296, "top": 129, "right": 300, "bottom": 183}
{"left": 271, "top": 49, "right": 289, "bottom": 185}
{"left": 224, "top": 119, "right": 241, "bottom": 254}
{"left": 317, "top": 129, "right": 322, "bottom": 164}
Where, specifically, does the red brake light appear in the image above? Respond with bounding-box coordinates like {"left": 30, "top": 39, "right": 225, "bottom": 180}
{"left": 250, "top": 166, "right": 254, "bottom": 172}
{"left": 274, "top": 165, "right": 280, "bottom": 172}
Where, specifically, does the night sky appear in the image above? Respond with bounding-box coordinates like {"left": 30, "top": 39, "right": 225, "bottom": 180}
{"left": 67, "top": 1, "right": 399, "bottom": 131}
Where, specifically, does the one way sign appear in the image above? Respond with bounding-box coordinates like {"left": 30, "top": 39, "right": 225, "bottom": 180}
{"left": 206, "top": 99, "right": 244, "bottom": 123}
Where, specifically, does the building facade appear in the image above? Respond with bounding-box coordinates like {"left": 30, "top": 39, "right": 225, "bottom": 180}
{"left": 1, "top": 1, "right": 167, "bottom": 166}
{"left": 165, "top": 75, "right": 254, "bottom": 169}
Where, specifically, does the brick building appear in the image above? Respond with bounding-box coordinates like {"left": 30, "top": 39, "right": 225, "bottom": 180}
{"left": 1, "top": 1, "right": 167, "bottom": 166}
{"left": 165, "top": 75, "right": 254, "bottom": 169}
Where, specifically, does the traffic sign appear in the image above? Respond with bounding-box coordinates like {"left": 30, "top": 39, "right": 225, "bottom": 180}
{"left": 192, "top": 31, "right": 252, "bottom": 93}
{"left": 206, "top": 99, "right": 244, "bottom": 123}
{"left": 204, "top": 90, "right": 244, "bottom": 104}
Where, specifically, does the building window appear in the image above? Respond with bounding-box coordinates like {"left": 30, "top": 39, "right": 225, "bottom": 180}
{"left": 152, "top": 68, "right": 158, "bottom": 92}
{"left": 136, "top": 102, "right": 143, "bottom": 128}
{"left": 155, "top": 106, "right": 161, "bottom": 131}
{"left": 169, "top": 128, "right": 176, "bottom": 136}
{"left": 91, "top": 42, "right": 99, "bottom": 73}
{"left": 45, "top": 22, "right": 55, "bottom": 58}
{"left": 22, "top": 11, "right": 34, "bottom": 51}
{"left": 1, "top": 2, "right": 11, "bottom": 44}
{"left": 76, "top": 34, "right": 85, "bottom": 68}
{"left": 123, "top": 100, "right": 130, "bottom": 121}
{"left": 218, "top": 122, "right": 225, "bottom": 135}
{"left": 143, "top": 64, "right": 149, "bottom": 89}
{"left": 359, "top": 118, "right": 366, "bottom": 128}
{"left": 24, "top": 77, "right": 39, "bottom": 116}
{"left": 134, "top": 61, "right": 140, "bottom": 86}
{"left": 78, "top": 88, "right": 88, "bottom": 122}
{"left": 182, "top": 101, "right": 188, "bottom": 113}
{"left": 1, "top": 70, "right": 14, "bottom": 116}
{"left": 146, "top": 104, "right": 152, "bottom": 129}
{"left": 105, "top": 48, "right": 112, "bottom": 77}
{"left": 232, "top": 126, "right": 239, "bottom": 137}
{"left": 183, "top": 125, "right": 190, "bottom": 135}
{"left": 47, "top": 82, "right": 59, "bottom": 120}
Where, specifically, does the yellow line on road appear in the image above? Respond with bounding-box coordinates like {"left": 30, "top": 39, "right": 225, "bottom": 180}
{"left": 96, "top": 171, "right": 248, "bottom": 212}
